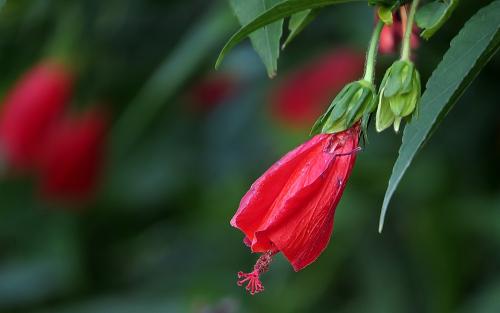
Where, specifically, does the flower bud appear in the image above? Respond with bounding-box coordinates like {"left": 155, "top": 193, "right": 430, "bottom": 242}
{"left": 311, "top": 80, "right": 376, "bottom": 135}
{"left": 376, "top": 60, "right": 421, "bottom": 132}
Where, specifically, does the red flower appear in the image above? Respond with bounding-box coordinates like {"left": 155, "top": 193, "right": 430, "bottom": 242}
{"left": 270, "top": 49, "right": 364, "bottom": 127}
{"left": 231, "top": 125, "right": 361, "bottom": 294}
{"left": 0, "top": 61, "right": 73, "bottom": 170}
{"left": 37, "top": 108, "right": 108, "bottom": 203}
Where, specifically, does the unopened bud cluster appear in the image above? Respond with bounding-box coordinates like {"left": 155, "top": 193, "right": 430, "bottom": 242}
{"left": 376, "top": 60, "right": 421, "bottom": 132}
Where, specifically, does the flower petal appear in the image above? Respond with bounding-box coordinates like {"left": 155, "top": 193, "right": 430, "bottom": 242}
{"left": 231, "top": 134, "right": 330, "bottom": 242}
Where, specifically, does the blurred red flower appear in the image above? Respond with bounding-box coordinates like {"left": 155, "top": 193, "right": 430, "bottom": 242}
{"left": 0, "top": 61, "right": 73, "bottom": 171}
{"left": 188, "top": 73, "right": 239, "bottom": 112}
{"left": 379, "top": 25, "right": 397, "bottom": 54}
{"left": 231, "top": 125, "right": 360, "bottom": 294}
{"left": 37, "top": 108, "right": 108, "bottom": 203}
{"left": 379, "top": 11, "right": 420, "bottom": 54}
{"left": 270, "top": 49, "right": 365, "bottom": 127}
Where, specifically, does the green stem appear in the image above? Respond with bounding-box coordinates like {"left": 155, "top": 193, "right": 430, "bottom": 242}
{"left": 401, "top": 0, "right": 420, "bottom": 60}
{"left": 363, "top": 20, "right": 384, "bottom": 83}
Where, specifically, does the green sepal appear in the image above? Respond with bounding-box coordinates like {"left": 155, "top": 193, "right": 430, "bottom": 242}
{"left": 400, "top": 62, "right": 414, "bottom": 94}
{"left": 378, "top": 6, "right": 393, "bottom": 25}
{"left": 376, "top": 89, "right": 395, "bottom": 132}
{"left": 383, "top": 61, "right": 405, "bottom": 97}
{"left": 328, "top": 83, "right": 359, "bottom": 122}
{"left": 345, "top": 89, "right": 369, "bottom": 126}
{"left": 311, "top": 80, "right": 376, "bottom": 135}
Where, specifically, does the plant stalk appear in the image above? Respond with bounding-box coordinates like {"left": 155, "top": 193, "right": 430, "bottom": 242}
{"left": 401, "top": 0, "right": 420, "bottom": 60}
{"left": 363, "top": 20, "right": 384, "bottom": 83}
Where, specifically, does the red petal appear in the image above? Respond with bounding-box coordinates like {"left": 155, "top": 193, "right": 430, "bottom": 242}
{"left": 231, "top": 134, "right": 330, "bottom": 243}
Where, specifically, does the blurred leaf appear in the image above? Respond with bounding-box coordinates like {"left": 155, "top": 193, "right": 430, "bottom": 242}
{"left": 215, "top": 0, "right": 363, "bottom": 70}
{"left": 415, "top": 0, "right": 458, "bottom": 40}
{"left": 379, "top": 0, "right": 500, "bottom": 232}
{"left": 368, "top": 0, "right": 410, "bottom": 6}
{"left": 110, "top": 5, "right": 236, "bottom": 158}
{"left": 35, "top": 296, "right": 181, "bottom": 313}
{"left": 459, "top": 281, "right": 500, "bottom": 313}
{"left": 229, "top": 0, "right": 283, "bottom": 77}
{"left": 0, "top": 216, "right": 81, "bottom": 309}
{"left": 282, "top": 9, "right": 318, "bottom": 49}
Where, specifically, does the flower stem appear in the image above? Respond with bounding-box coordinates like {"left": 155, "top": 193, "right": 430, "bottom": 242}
{"left": 401, "top": 0, "right": 420, "bottom": 60}
{"left": 363, "top": 20, "right": 384, "bottom": 83}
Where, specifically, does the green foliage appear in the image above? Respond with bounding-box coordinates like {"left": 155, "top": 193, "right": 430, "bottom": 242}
{"left": 229, "top": 0, "right": 283, "bottom": 77}
{"left": 215, "top": 0, "right": 363, "bottom": 72}
{"left": 416, "top": 0, "right": 459, "bottom": 40}
{"left": 379, "top": 0, "right": 500, "bottom": 232}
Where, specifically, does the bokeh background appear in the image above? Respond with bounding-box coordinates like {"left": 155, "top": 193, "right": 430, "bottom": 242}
{"left": 0, "top": 0, "right": 499, "bottom": 312}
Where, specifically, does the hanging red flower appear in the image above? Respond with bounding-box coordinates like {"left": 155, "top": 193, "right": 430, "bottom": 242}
{"left": 0, "top": 61, "right": 73, "bottom": 171}
{"left": 36, "top": 108, "right": 108, "bottom": 203}
{"left": 231, "top": 125, "right": 361, "bottom": 294}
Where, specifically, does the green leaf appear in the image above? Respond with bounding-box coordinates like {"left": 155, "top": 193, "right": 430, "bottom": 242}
{"left": 215, "top": 0, "right": 363, "bottom": 71}
{"left": 282, "top": 9, "right": 318, "bottom": 49}
{"left": 229, "top": 0, "right": 284, "bottom": 78}
{"left": 415, "top": 0, "right": 459, "bottom": 40}
{"left": 379, "top": 0, "right": 500, "bottom": 232}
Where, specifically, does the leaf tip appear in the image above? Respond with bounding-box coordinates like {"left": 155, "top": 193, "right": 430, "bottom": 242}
{"left": 214, "top": 55, "right": 223, "bottom": 70}
{"left": 378, "top": 202, "right": 388, "bottom": 233}
{"left": 378, "top": 221, "right": 384, "bottom": 233}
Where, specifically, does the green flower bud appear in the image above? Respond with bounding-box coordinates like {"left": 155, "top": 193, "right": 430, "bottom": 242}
{"left": 378, "top": 7, "right": 393, "bottom": 25}
{"left": 311, "top": 80, "right": 376, "bottom": 135}
{"left": 376, "top": 60, "right": 421, "bottom": 133}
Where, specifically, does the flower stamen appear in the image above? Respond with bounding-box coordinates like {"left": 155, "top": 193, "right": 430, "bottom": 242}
{"left": 236, "top": 251, "right": 273, "bottom": 295}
